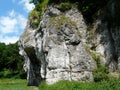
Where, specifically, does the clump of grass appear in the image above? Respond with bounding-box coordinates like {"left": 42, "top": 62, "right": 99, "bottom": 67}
{"left": 84, "top": 44, "right": 101, "bottom": 63}
{"left": 49, "top": 15, "right": 77, "bottom": 29}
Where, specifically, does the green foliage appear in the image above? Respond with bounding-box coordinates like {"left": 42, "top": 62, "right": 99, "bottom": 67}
{"left": 78, "top": 0, "right": 109, "bottom": 23}
{"left": 58, "top": 2, "right": 72, "bottom": 12}
{"left": 29, "top": 0, "right": 49, "bottom": 29}
{"left": 91, "top": 51, "right": 109, "bottom": 82}
{"left": 0, "top": 42, "right": 26, "bottom": 79}
{"left": 48, "top": 0, "right": 109, "bottom": 23}
{"left": 29, "top": 0, "right": 110, "bottom": 24}
{"left": 29, "top": 10, "right": 40, "bottom": 29}
{"left": 93, "top": 64, "right": 109, "bottom": 82}
{"left": 0, "top": 69, "right": 12, "bottom": 78}
{"left": 84, "top": 44, "right": 109, "bottom": 82}
{"left": 39, "top": 79, "right": 120, "bottom": 90}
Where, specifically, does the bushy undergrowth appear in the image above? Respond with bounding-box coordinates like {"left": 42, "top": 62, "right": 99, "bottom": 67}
{"left": 39, "top": 78, "right": 120, "bottom": 90}
{"left": 0, "top": 43, "right": 26, "bottom": 79}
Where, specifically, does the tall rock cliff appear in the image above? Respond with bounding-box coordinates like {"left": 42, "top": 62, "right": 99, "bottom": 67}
{"left": 19, "top": 0, "right": 120, "bottom": 86}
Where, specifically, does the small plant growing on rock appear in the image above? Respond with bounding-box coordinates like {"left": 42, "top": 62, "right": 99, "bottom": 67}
{"left": 93, "top": 64, "right": 109, "bottom": 82}
{"left": 29, "top": 10, "right": 40, "bottom": 29}
{"left": 84, "top": 44, "right": 109, "bottom": 82}
{"left": 29, "top": 0, "right": 49, "bottom": 29}
{"left": 58, "top": 2, "right": 72, "bottom": 12}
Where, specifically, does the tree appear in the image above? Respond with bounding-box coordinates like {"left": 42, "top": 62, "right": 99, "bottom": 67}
{"left": 0, "top": 42, "right": 26, "bottom": 79}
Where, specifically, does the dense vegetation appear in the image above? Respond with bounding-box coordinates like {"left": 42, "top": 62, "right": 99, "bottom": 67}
{"left": 39, "top": 78, "right": 120, "bottom": 90}
{"left": 0, "top": 43, "right": 26, "bottom": 79}
{"left": 29, "top": 0, "right": 110, "bottom": 29}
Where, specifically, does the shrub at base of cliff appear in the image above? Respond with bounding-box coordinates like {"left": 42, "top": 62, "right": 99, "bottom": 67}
{"left": 93, "top": 64, "right": 109, "bottom": 82}
{"left": 84, "top": 44, "right": 109, "bottom": 82}
{"left": 91, "top": 51, "right": 109, "bottom": 82}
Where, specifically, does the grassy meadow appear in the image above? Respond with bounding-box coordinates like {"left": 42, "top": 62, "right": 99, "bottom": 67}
{"left": 0, "top": 78, "right": 119, "bottom": 90}
{"left": 0, "top": 79, "right": 37, "bottom": 90}
{"left": 39, "top": 78, "right": 120, "bottom": 90}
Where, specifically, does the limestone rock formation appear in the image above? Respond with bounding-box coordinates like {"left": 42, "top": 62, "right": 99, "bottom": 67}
{"left": 19, "top": 6, "right": 96, "bottom": 86}
{"left": 19, "top": 0, "right": 120, "bottom": 86}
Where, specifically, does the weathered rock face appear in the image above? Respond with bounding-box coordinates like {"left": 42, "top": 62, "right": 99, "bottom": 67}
{"left": 89, "top": 0, "right": 120, "bottom": 72}
{"left": 19, "top": 6, "right": 96, "bottom": 86}
{"left": 19, "top": 1, "right": 120, "bottom": 86}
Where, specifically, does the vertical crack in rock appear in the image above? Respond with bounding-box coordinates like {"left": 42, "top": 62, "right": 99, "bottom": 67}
{"left": 66, "top": 45, "right": 72, "bottom": 81}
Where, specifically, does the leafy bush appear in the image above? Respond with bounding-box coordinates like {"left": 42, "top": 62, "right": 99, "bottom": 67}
{"left": 91, "top": 53, "right": 109, "bottom": 82}
{"left": 0, "top": 69, "right": 12, "bottom": 78}
{"left": 93, "top": 65, "right": 109, "bottom": 82}
{"left": 92, "top": 52, "right": 109, "bottom": 82}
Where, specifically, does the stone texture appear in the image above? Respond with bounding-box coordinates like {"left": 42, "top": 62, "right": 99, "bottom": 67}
{"left": 19, "top": 1, "right": 120, "bottom": 86}
{"left": 19, "top": 6, "right": 96, "bottom": 86}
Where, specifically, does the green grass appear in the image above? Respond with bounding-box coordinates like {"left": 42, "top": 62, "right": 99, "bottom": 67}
{"left": 39, "top": 78, "right": 120, "bottom": 90}
{"left": 0, "top": 79, "right": 37, "bottom": 90}
{"left": 49, "top": 15, "right": 77, "bottom": 29}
